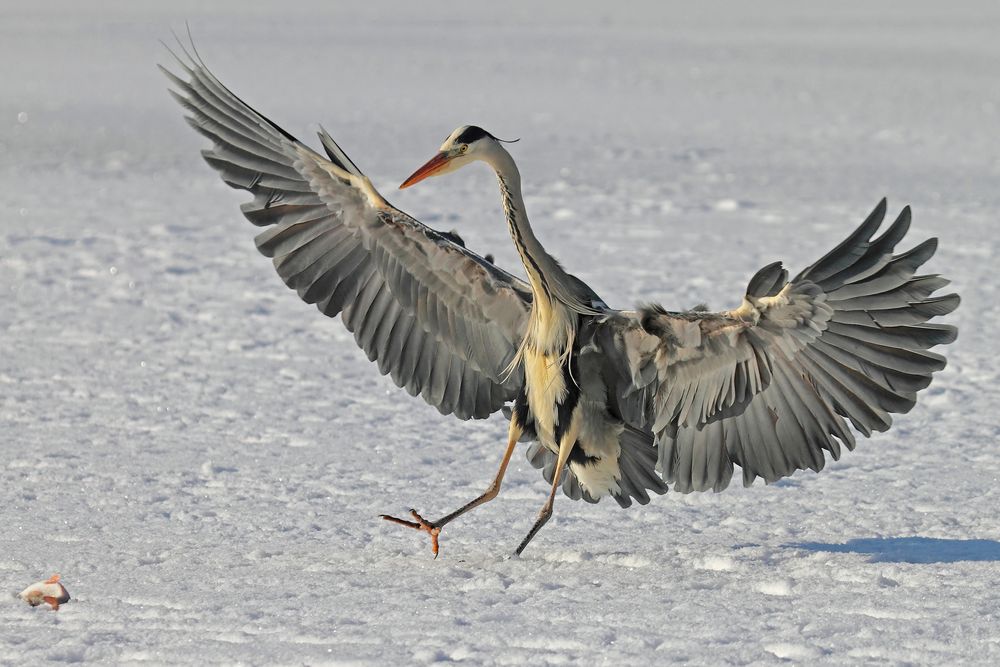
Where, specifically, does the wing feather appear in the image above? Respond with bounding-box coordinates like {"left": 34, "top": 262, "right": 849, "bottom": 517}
{"left": 163, "top": 47, "right": 531, "bottom": 420}
{"left": 601, "top": 200, "right": 958, "bottom": 492}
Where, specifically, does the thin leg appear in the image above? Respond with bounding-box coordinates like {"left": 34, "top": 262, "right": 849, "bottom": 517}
{"left": 431, "top": 427, "right": 520, "bottom": 529}
{"left": 381, "top": 421, "right": 522, "bottom": 557}
{"left": 514, "top": 429, "right": 576, "bottom": 557}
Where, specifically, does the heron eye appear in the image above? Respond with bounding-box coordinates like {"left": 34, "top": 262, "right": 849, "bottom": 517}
{"left": 460, "top": 144, "right": 469, "bottom": 154}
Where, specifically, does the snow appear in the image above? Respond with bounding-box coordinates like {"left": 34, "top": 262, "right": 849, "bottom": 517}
{"left": 2, "top": 1, "right": 999, "bottom": 663}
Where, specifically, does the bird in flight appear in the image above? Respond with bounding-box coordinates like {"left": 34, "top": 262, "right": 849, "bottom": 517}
{"left": 162, "top": 42, "right": 958, "bottom": 557}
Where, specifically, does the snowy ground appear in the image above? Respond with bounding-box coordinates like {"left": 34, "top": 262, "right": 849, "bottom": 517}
{"left": 2, "top": 1, "right": 999, "bottom": 664}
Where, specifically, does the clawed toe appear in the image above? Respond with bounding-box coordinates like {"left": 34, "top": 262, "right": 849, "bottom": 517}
{"left": 380, "top": 509, "right": 442, "bottom": 557}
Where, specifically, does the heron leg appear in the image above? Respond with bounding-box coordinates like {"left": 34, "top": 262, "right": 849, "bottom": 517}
{"left": 380, "top": 420, "right": 523, "bottom": 557}
{"left": 514, "top": 428, "right": 576, "bottom": 557}
{"left": 431, "top": 430, "right": 519, "bottom": 529}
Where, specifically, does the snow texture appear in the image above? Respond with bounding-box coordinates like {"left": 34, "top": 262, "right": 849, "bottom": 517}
{"left": 2, "top": 1, "right": 999, "bottom": 664}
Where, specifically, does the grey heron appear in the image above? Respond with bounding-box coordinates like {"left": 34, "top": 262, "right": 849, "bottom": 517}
{"left": 162, "top": 48, "right": 959, "bottom": 557}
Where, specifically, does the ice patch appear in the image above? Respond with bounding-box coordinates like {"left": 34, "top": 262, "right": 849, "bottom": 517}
{"left": 594, "top": 553, "right": 653, "bottom": 568}
{"left": 537, "top": 550, "right": 652, "bottom": 568}
{"left": 859, "top": 607, "right": 923, "bottom": 620}
{"left": 757, "top": 579, "right": 793, "bottom": 596}
{"left": 696, "top": 556, "right": 737, "bottom": 571}
{"left": 764, "top": 643, "right": 822, "bottom": 660}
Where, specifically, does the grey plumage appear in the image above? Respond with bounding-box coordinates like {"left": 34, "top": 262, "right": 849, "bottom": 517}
{"left": 164, "top": 44, "right": 958, "bottom": 555}
{"left": 600, "top": 199, "right": 958, "bottom": 494}
{"left": 162, "top": 47, "right": 531, "bottom": 421}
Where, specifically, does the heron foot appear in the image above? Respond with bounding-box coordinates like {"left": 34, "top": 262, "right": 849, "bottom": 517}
{"left": 380, "top": 509, "right": 442, "bottom": 558}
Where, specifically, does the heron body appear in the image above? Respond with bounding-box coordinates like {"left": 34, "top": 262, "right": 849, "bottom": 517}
{"left": 163, "top": 43, "right": 959, "bottom": 556}
{"left": 485, "top": 141, "right": 627, "bottom": 503}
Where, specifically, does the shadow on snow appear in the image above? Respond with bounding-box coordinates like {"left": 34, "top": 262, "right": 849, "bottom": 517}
{"left": 787, "top": 537, "right": 1000, "bottom": 564}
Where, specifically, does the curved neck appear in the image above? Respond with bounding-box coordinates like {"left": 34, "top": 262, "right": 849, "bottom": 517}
{"left": 485, "top": 146, "right": 573, "bottom": 309}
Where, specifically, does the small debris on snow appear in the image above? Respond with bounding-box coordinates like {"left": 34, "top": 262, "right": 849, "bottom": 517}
{"left": 18, "top": 574, "right": 70, "bottom": 610}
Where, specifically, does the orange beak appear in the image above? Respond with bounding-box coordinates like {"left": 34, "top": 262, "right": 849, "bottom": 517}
{"left": 399, "top": 152, "right": 452, "bottom": 189}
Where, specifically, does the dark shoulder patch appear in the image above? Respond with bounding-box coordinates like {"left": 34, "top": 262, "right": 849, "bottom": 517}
{"left": 454, "top": 125, "right": 495, "bottom": 144}
{"left": 568, "top": 444, "right": 600, "bottom": 467}
{"left": 554, "top": 356, "right": 581, "bottom": 444}
{"left": 513, "top": 386, "right": 532, "bottom": 433}
{"left": 638, "top": 303, "right": 669, "bottom": 336}
{"left": 439, "top": 229, "right": 466, "bottom": 247}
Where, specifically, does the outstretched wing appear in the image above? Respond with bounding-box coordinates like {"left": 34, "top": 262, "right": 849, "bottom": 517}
{"left": 599, "top": 200, "right": 959, "bottom": 492}
{"left": 161, "top": 46, "right": 532, "bottom": 419}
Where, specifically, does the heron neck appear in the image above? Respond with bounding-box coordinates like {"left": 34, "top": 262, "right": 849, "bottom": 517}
{"left": 488, "top": 148, "right": 569, "bottom": 309}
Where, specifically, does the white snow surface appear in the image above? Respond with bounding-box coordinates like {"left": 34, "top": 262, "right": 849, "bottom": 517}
{"left": 3, "top": 2, "right": 999, "bottom": 664}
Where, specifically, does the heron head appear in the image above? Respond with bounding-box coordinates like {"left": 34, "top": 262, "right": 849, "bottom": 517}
{"left": 399, "top": 125, "right": 509, "bottom": 189}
